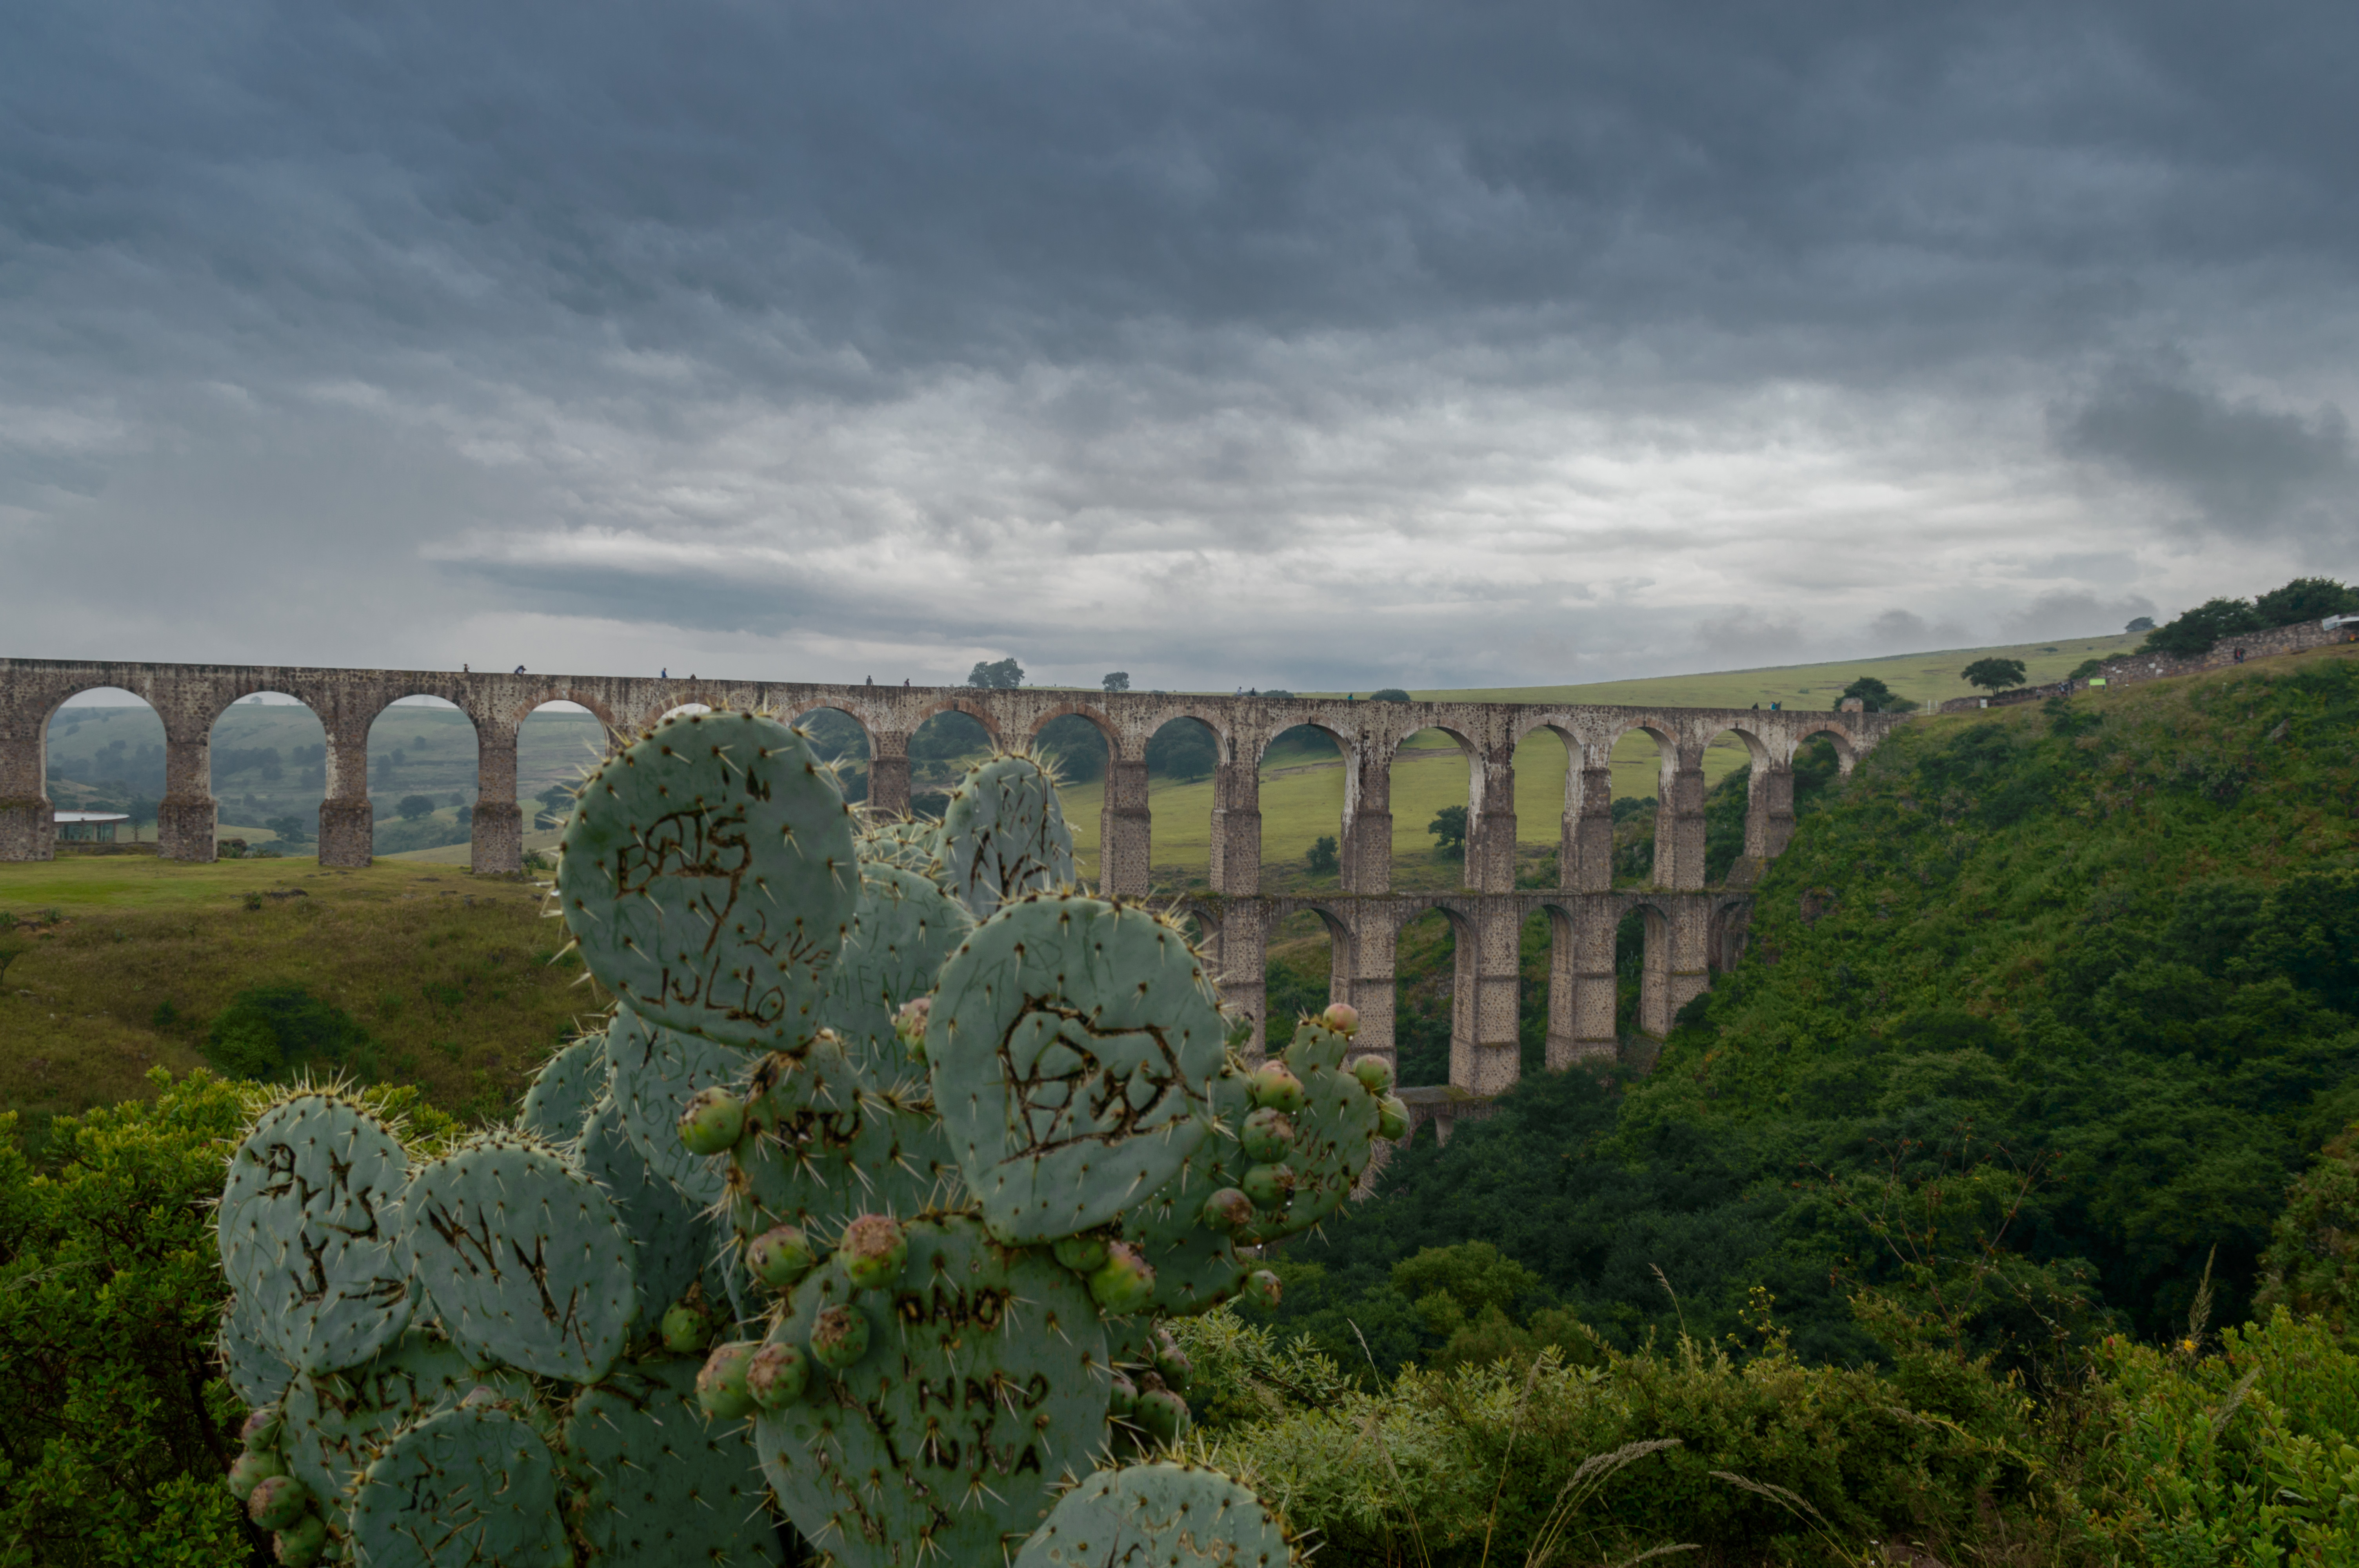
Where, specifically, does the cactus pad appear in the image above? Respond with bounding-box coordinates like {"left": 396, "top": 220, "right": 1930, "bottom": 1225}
{"left": 1014, "top": 1461, "right": 1293, "bottom": 1568}
{"left": 560, "top": 1356, "right": 786, "bottom": 1567}
{"left": 605, "top": 1004, "right": 747, "bottom": 1208}
{"left": 559, "top": 710, "right": 860, "bottom": 1048}
{"left": 218, "top": 1290, "right": 295, "bottom": 1409}
{"left": 729, "top": 1032, "right": 959, "bottom": 1244}
{"left": 939, "top": 753, "right": 1077, "bottom": 919}
{"left": 754, "top": 1212, "right": 1112, "bottom": 1567}
{"left": 349, "top": 1403, "right": 572, "bottom": 1568}
{"left": 856, "top": 818, "right": 942, "bottom": 877}
{"left": 575, "top": 1097, "right": 708, "bottom": 1330}
{"left": 398, "top": 1134, "right": 637, "bottom": 1382}
{"left": 929, "top": 896, "right": 1227, "bottom": 1244}
{"left": 823, "top": 864, "right": 972, "bottom": 1074}
{"left": 278, "top": 1330, "right": 525, "bottom": 1505}
{"left": 517, "top": 1031, "right": 609, "bottom": 1143}
{"left": 218, "top": 1093, "right": 415, "bottom": 1375}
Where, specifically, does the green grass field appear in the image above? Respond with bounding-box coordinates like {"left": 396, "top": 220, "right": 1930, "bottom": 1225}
{"left": 0, "top": 858, "right": 587, "bottom": 1136}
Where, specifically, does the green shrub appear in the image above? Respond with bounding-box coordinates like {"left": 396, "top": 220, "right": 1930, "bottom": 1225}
{"left": 0, "top": 1071, "right": 456, "bottom": 1566}
{"left": 200, "top": 986, "right": 374, "bottom": 1080}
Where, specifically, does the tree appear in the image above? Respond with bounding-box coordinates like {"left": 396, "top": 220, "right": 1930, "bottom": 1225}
{"left": 1429, "top": 804, "right": 1467, "bottom": 853}
{"left": 969, "top": 658, "right": 1025, "bottom": 690}
{"left": 1305, "top": 835, "right": 1339, "bottom": 876}
{"left": 1101, "top": 672, "right": 1130, "bottom": 693}
{"left": 1960, "top": 658, "right": 2028, "bottom": 695}
{"left": 1369, "top": 688, "right": 1412, "bottom": 703}
{"left": 263, "top": 813, "right": 311, "bottom": 844}
{"left": 396, "top": 793, "right": 436, "bottom": 821}
{"left": 2254, "top": 576, "right": 2359, "bottom": 627}
{"left": 2141, "top": 599, "right": 2264, "bottom": 658}
{"left": 2125, "top": 615, "right": 2155, "bottom": 633}
{"left": 1838, "top": 676, "right": 1917, "bottom": 713}
{"left": 1145, "top": 722, "right": 1218, "bottom": 782}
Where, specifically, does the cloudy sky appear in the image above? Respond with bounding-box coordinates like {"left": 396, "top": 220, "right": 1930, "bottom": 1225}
{"left": 5, "top": 1, "right": 2355, "bottom": 691}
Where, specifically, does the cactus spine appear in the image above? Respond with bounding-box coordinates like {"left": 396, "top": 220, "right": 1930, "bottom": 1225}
{"left": 213, "top": 708, "right": 1397, "bottom": 1564}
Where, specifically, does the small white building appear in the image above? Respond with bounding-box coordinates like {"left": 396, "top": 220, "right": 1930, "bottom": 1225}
{"left": 55, "top": 810, "right": 131, "bottom": 843}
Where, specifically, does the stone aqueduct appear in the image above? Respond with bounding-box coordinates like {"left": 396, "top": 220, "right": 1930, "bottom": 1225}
{"left": 0, "top": 659, "right": 1906, "bottom": 1127}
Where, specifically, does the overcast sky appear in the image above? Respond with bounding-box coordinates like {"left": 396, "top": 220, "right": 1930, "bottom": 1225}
{"left": 6, "top": 1, "right": 2356, "bottom": 692}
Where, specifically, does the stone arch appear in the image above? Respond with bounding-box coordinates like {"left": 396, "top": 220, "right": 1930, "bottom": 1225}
{"left": 35, "top": 685, "right": 169, "bottom": 855}
{"left": 1390, "top": 898, "right": 1479, "bottom": 1089}
{"left": 1027, "top": 702, "right": 1123, "bottom": 759}
{"left": 1257, "top": 722, "right": 1350, "bottom": 879}
{"left": 362, "top": 694, "right": 480, "bottom": 863}
{"left": 789, "top": 704, "right": 874, "bottom": 806}
{"left": 1790, "top": 722, "right": 1859, "bottom": 776}
{"left": 200, "top": 690, "right": 331, "bottom": 856}
{"left": 1623, "top": 895, "right": 1674, "bottom": 1040}
{"left": 914, "top": 697, "right": 1007, "bottom": 749}
{"left": 1388, "top": 723, "right": 1477, "bottom": 886}
{"left": 1707, "top": 897, "right": 1752, "bottom": 973}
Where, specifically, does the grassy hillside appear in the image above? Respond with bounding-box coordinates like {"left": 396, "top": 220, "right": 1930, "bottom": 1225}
{"left": 1256, "top": 642, "right": 2359, "bottom": 1368}
{"left": 0, "top": 859, "right": 589, "bottom": 1148}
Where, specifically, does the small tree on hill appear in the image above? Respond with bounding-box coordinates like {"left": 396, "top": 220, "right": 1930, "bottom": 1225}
{"left": 2125, "top": 615, "right": 2155, "bottom": 633}
{"left": 1961, "top": 658, "right": 2028, "bottom": 695}
{"left": 1305, "top": 835, "right": 1338, "bottom": 876}
{"left": 1101, "top": 671, "right": 1130, "bottom": 693}
{"left": 396, "top": 794, "right": 436, "bottom": 821}
{"left": 1369, "top": 688, "right": 1412, "bottom": 702}
{"left": 968, "top": 658, "right": 1025, "bottom": 690}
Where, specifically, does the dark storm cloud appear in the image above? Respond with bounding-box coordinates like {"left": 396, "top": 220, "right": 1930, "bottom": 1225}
{"left": 2056, "top": 363, "right": 2357, "bottom": 538}
{"left": 5, "top": 1, "right": 2358, "bottom": 681}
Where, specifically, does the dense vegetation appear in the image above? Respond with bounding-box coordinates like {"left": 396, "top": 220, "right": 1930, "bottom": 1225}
{"left": 1256, "top": 653, "right": 2359, "bottom": 1382}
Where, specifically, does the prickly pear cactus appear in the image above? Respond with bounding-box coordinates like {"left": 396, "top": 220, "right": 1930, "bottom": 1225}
{"left": 349, "top": 1403, "right": 572, "bottom": 1568}
{"left": 517, "top": 1030, "right": 608, "bottom": 1142}
{"left": 1015, "top": 1461, "right": 1294, "bottom": 1568}
{"left": 927, "top": 894, "right": 1228, "bottom": 1244}
{"left": 560, "top": 1356, "right": 784, "bottom": 1566}
{"left": 752, "top": 1212, "right": 1113, "bottom": 1564}
{"left": 939, "top": 752, "right": 1076, "bottom": 918}
{"left": 218, "top": 1091, "right": 414, "bottom": 1374}
{"left": 398, "top": 1132, "right": 638, "bottom": 1381}
{"left": 211, "top": 725, "right": 1375, "bottom": 1568}
{"left": 557, "top": 710, "right": 860, "bottom": 1047}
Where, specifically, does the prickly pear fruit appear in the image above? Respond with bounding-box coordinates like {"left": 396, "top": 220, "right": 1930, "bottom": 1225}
{"left": 1246, "top": 1269, "right": 1282, "bottom": 1309}
{"left": 1088, "top": 1242, "right": 1157, "bottom": 1315}
{"left": 892, "top": 996, "right": 931, "bottom": 1060}
{"left": 1352, "top": 1054, "right": 1394, "bottom": 1094}
{"left": 838, "top": 1213, "right": 908, "bottom": 1289}
{"left": 1198, "top": 1187, "right": 1254, "bottom": 1231}
{"left": 1240, "top": 1106, "right": 1295, "bottom": 1162}
{"left": 1107, "top": 1370, "right": 1138, "bottom": 1418}
{"left": 1132, "top": 1375, "right": 1190, "bottom": 1447}
{"left": 1322, "top": 1001, "right": 1360, "bottom": 1035}
{"left": 1378, "top": 1093, "right": 1410, "bottom": 1141}
{"left": 227, "top": 1447, "right": 285, "bottom": 1501}
{"left": 1054, "top": 1233, "right": 1110, "bottom": 1275}
{"left": 746, "top": 1342, "right": 810, "bottom": 1409}
{"left": 240, "top": 1405, "right": 282, "bottom": 1453}
{"left": 247, "top": 1473, "right": 309, "bottom": 1532}
{"left": 678, "top": 1087, "right": 746, "bottom": 1155}
{"left": 273, "top": 1512, "right": 328, "bottom": 1568}
{"left": 662, "top": 1294, "right": 717, "bottom": 1354}
{"left": 1241, "top": 1162, "right": 1295, "bottom": 1210}
{"left": 1248, "top": 1061, "right": 1305, "bottom": 1114}
{"left": 809, "top": 1303, "right": 871, "bottom": 1370}
{"left": 696, "top": 1341, "right": 759, "bottom": 1419}
{"left": 746, "top": 1224, "right": 818, "bottom": 1290}
{"left": 1152, "top": 1336, "right": 1192, "bottom": 1392}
